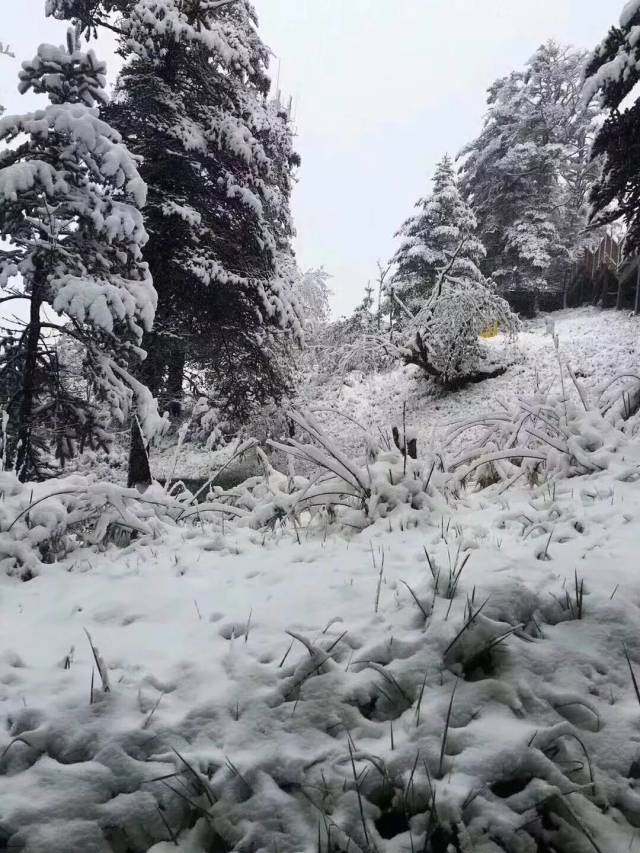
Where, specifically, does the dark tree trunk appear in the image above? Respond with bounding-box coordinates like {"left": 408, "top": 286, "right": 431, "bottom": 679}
{"left": 166, "top": 342, "right": 185, "bottom": 409}
{"left": 127, "top": 415, "right": 152, "bottom": 489}
{"left": 126, "top": 328, "right": 165, "bottom": 489}
{"left": 140, "top": 330, "right": 167, "bottom": 398}
{"left": 15, "top": 281, "right": 43, "bottom": 481}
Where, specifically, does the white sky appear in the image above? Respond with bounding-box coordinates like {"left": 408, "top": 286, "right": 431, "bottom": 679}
{"left": 2, "top": 0, "right": 616, "bottom": 316}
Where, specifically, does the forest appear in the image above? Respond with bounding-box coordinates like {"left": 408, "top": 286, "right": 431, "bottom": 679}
{"left": 1, "top": 1, "right": 640, "bottom": 851}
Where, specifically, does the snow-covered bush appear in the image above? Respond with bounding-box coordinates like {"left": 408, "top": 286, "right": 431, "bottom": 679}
{"left": 0, "top": 473, "right": 183, "bottom": 578}
{"left": 225, "top": 411, "right": 450, "bottom": 532}
{"left": 63, "top": 445, "right": 129, "bottom": 483}
{"left": 403, "top": 272, "right": 519, "bottom": 384}
{"left": 599, "top": 371, "right": 640, "bottom": 435}
{"left": 448, "top": 363, "right": 640, "bottom": 485}
{"left": 311, "top": 268, "right": 517, "bottom": 387}
{"left": 314, "top": 297, "right": 396, "bottom": 379}
{"left": 165, "top": 397, "right": 229, "bottom": 452}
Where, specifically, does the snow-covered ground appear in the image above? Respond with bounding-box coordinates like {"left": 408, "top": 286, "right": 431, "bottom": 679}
{"left": 300, "top": 307, "right": 640, "bottom": 464}
{"left": 2, "top": 307, "right": 640, "bottom": 851}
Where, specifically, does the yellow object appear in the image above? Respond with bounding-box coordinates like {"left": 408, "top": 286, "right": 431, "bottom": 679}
{"left": 480, "top": 322, "right": 499, "bottom": 339}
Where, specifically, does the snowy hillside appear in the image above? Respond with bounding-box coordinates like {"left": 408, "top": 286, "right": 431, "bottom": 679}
{"left": 2, "top": 309, "right": 640, "bottom": 851}
{"left": 299, "top": 308, "right": 640, "bottom": 463}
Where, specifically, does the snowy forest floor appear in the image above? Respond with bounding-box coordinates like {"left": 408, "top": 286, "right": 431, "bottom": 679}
{"left": 3, "top": 307, "right": 640, "bottom": 851}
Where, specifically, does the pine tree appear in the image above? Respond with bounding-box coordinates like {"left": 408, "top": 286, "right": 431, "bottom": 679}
{"left": 460, "top": 42, "right": 603, "bottom": 315}
{"left": 585, "top": 2, "right": 640, "bottom": 252}
{"left": 392, "top": 154, "right": 485, "bottom": 312}
{"left": 47, "top": 0, "right": 303, "bottom": 419}
{"left": 0, "top": 32, "right": 159, "bottom": 479}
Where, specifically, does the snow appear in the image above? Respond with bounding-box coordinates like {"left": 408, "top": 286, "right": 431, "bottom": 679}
{"left": 53, "top": 272, "right": 156, "bottom": 338}
{"left": 621, "top": 0, "right": 640, "bottom": 28}
{"left": 300, "top": 308, "right": 640, "bottom": 463}
{"left": 122, "top": 0, "right": 257, "bottom": 70}
{"left": 2, "top": 308, "right": 640, "bottom": 849}
{"left": 19, "top": 41, "right": 108, "bottom": 109}
{"left": 583, "top": 4, "right": 640, "bottom": 104}
{"left": 0, "top": 158, "right": 66, "bottom": 201}
{"left": 161, "top": 202, "right": 202, "bottom": 228}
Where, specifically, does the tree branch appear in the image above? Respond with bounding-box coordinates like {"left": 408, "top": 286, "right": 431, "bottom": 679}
{"left": 0, "top": 294, "right": 30, "bottom": 305}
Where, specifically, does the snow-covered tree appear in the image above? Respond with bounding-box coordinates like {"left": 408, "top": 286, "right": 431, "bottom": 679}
{"left": 392, "top": 155, "right": 485, "bottom": 312}
{"left": 46, "top": 0, "right": 128, "bottom": 29}
{"left": 401, "top": 242, "right": 519, "bottom": 384}
{"left": 0, "top": 33, "right": 160, "bottom": 479}
{"left": 405, "top": 279, "right": 518, "bottom": 385}
{"left": 296, "top": 267, "right": 332, "bottom": 331}
{"left": 460, "top": 42, "right": 603, "bottom": 315}
{"left": 48, "top": 0, "right": 303, "bottom": 418}
{"left": 584, "top": 2, "right": 640, "bottom": 252}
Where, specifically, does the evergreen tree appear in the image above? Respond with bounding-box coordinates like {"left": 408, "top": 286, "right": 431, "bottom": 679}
{"left": 585, "top": 1, "right": 640, "bottom": 252}
{"left": 46, "top": 0, "right": 127, "bottom": 30}
{"left": 47, "top": 0, "right": 303, "bottom": 419}
{"left": 390, "top": 159, "right": 518, "bottom": 383}
{"left": 0, "top": 32, "right": 159, "bottom": 479}
{"left": 392, "top": 154, "right": 485, "bottom": 312}
{"left": 460, "top": 42, "right": 603, "bottom": 315}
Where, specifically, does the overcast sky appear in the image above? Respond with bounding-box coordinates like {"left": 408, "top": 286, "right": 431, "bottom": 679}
{"left": 2, "top": 1, "right": 615, "bottom": 316}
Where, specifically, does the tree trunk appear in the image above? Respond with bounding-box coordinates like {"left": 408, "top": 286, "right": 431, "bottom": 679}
{"left": 127, "top": 415, "right": 152, "bottom": 489}
{"left": 140, "top": 330, "right": 166, "bottom": 398}
{"left": 125, "top": 322, "right": 170, "bottom": 488}
{"left": 166, "top": 342, "right": 186, "bottom": 409}
{"left": 15, "top": 281, "right": 43, "bottom": 481}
